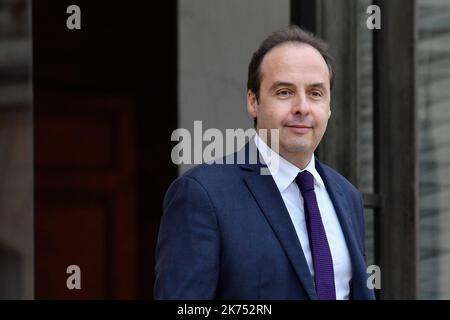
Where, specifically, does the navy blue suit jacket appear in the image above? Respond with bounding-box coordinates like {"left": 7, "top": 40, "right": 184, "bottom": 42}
{"left": 154, "top": 143, "right": 375, "bottom": 300}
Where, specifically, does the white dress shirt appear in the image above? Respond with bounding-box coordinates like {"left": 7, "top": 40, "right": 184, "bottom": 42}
{"left": 254, "top": 134, "right": 352, "bottom": 300}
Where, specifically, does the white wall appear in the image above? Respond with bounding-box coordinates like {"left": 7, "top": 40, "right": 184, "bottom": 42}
{"left": 178, "top": 0, "right": 290, "bottom": 173}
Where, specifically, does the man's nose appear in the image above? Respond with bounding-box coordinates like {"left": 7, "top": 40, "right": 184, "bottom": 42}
{"left": 291, "top": 93, "right": 311, "bottom": 115}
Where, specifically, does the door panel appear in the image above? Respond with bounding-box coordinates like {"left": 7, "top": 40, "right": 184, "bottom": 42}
{"left": 35, "top": 93, "right": 137, "bottom": 299}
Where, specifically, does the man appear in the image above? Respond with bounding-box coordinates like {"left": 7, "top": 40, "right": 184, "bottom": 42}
{"left": 154, "top": 25, "right": 375, "bottom": 300}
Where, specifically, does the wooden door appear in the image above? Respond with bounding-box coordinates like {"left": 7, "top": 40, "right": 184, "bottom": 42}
{"left": 33, "top": 0, "right": 177, "bottom": 299}
{"left": 35, "top": 92, "right": 137, "bottom": 299}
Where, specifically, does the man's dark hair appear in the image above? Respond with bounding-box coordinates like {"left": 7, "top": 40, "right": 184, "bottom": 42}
{"left": 247, "top": 25, "right": 335, "bottom": 126}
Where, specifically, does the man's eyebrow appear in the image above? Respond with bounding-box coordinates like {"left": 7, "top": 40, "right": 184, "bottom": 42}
{"left": 268, "top": 81, "right": 328, "bottom": 92}
{"left": 309, "top": 82, "right": 327, "bottom": 90}
{"left": 268, "top": 81, "right": 296, "bottom": 91}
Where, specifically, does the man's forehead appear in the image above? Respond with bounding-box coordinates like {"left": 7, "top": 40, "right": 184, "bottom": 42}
{"left": 259, "top": 42, "right": 330, "bottom": 85}
{"left": 261, "top": 43, "right": 329, "bottom": 72}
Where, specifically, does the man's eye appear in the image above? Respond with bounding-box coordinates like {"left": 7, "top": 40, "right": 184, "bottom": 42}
{"left": 309, "top": 91, "right": 323, "bottom": 97}
{"left": 277, "top": 90, "right": 292, "bottom": 97}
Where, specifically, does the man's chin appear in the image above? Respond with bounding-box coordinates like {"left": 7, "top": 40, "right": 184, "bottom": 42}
{"left": 280, "top": 142, "right": 312, "bottom": 155}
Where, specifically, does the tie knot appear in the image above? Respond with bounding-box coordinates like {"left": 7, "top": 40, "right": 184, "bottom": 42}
{"left": 295, "top": 170, "right": 315, "bottom": 193}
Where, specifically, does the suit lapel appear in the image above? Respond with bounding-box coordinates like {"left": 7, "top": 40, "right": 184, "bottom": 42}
{"left": 240, "top": 161, "right": 317, "bottom": 300}
{"left": 237, "top": 141, "right": 369, "bottom": 299}
{"left": 315, "top": 160, "right": 369, "bottom": 297}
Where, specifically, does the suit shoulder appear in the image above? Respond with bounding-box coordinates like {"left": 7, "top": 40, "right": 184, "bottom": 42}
{"left": 164, "top": 161, "right": 243, "bottom": 209}
{"left": 319, "top": 162, "right": 360, "bottom": 196}
{"left": 181, "top": 159, "right": 242, "bottom": 183}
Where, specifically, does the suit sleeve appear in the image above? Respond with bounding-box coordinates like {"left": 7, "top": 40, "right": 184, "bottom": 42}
{"left": 154, "top": 175, "right": 220, "bottom": 299}
{"left": 358, "top": 192, "right": 366, "bottom": 259}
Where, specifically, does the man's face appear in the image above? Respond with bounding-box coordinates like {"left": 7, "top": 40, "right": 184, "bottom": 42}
{"left": 247, "top": 42, "right": 331, "bottom": 165}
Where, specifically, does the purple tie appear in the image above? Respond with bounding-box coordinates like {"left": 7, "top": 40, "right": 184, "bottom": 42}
{"left": 295, "top": 170, "right": 336, "bottom": 300}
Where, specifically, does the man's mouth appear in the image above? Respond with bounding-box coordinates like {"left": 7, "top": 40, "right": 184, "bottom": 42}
{"left": 286, "top": 124, "right": 313, "bottom": 134}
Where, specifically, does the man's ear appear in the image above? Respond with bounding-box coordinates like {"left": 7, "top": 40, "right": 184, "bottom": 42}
{"left": 247, "top": 90, "right": 258, "bottom": 118}
{"left": 328, "top": 107, "right": 331, "bottom": 119}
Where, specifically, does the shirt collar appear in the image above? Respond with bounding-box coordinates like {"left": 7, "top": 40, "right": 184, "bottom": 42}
{"left": 254, "top": 134, "right": 325, "bottom": 193}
